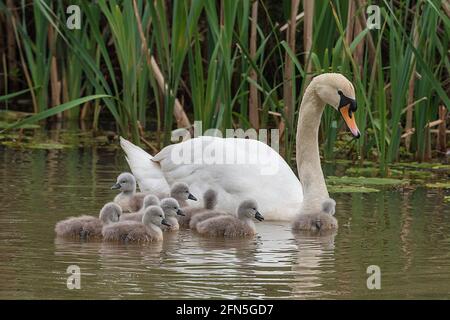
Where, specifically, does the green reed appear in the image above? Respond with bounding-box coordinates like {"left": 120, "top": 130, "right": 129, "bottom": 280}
{"left": 0, "top": 0, "right": 448, "bottom": 168}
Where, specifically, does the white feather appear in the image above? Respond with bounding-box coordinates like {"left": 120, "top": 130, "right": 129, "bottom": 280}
{"left": 120, "top": 136, "right": 303, "bottom": 221}
{"left": 119, "top": 137, "right": 170, "bottom": 194}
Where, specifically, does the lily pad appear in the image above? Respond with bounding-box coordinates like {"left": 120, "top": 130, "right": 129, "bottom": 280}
{"left": 444, "top": 196, "right": 450, "bottom": 203}
{"left": 393, "top": 162, "right": 450, "bottom": 171}
{"left": 327, "top": 176, "right": 408, "bottom": 186}
{"left": 345, "top": 167, "right": 379, "bottom": 176}
{"left": 345, "top": 166, "right": 405, "bottom": 177}
{"left": 328, "top": 185, "right": 380, "bottom": 193}
{"left": 404, "top": 170, "right": 436, "bottom": 179}
{"left": 425, "top": 182, "right": 450, "bottom": 189}
{"left": 1, "top": 140, "right": 72, "bottom": 150}
{"left": 27, "top": 142, "right": 72, "bottom": 150}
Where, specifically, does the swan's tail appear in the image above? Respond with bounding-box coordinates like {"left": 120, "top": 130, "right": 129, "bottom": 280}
{"left": 119, "top": 137, "right": 170, "bottom": 194}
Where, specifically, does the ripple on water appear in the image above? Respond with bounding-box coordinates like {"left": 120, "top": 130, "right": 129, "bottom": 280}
{"left": 1, "top": 147, "right": 450, "bottom": 299}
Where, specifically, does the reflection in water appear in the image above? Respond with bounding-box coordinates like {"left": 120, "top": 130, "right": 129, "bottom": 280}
{"left": 1, "top": 145, "right": 450, "bottom": 299}
{"left": 291, "top": 231, "right": 336, "bottom": 299}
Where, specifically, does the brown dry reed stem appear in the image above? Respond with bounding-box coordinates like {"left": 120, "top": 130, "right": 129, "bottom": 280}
{"left": 132, "top": 0, "right": 190, "bottom": 129}
{"left": 249, "top": 0, "right": 260, "bottom": 129}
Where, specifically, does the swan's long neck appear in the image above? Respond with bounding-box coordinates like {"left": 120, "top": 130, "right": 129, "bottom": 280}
{"left": 122, "top": 186, "right": 136, "bottom": 196}
{"left": 296, "top": 83, "right": 329, "bottom": 201}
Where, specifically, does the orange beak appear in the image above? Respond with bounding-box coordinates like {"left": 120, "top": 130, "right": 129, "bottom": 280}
{"left": 339, "top": 105, "right": 360, "bottom": 138}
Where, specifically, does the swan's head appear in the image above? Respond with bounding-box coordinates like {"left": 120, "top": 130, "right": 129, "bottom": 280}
{"left": 292, "top": 198, "right": 337, "bottom": 232}
{"left": 237, "top": 199, "right": 264, "bottom": 221}
{"left": 143, "top": 194, "right": 160, "bottom": 209}
{"left": 170, "top": 182, "right": 197, "bottom": 201}
{"left": 99, "top": 202, "right": 122, "bottom": 224}
{"left": 111, "top": 172, "right": 136, "bottom": 193}
{"left": 143, "top": 205, "right": 171, "bottom": 227}
{"left": 322, "top": 198, "right": 336, "bottom": 216}
{"left": 313, "top": 73, "right": 360, "bottom": 138}
{"left": 160, "top": 197, "right": 184, "bottom": 217}
{"left": 203, "top": 189, "right": 218, "bottom": 210}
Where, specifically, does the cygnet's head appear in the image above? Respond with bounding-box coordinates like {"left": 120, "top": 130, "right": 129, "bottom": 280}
{"left": 312, "top": 73, "right": 360, "bottom": 138}
{"left": 203, "top": 189, "right": 218, "bottom": 210}
{"left": 111, "top": 172, "right": 136, "bottom": 193}
{"left": 321, "top": 198, "right": 336, "bottom": 216}
{"left": 143, "top": 194, "right": 160, "bottom": 209}
{"left": 142, "top": 206, "right": 171, "bottom": 228}
{"left": 170, "top": 182, "right": 197, "bottom": 201}
{"left": 99, "top": 202, "right": 122, "bottom": 224}
{"left": 294, "top": 198, "right": 337, "bottom": 231}
{"left": 237, "top": 199, "right": 264, "bottom": 221}
{"left": 160, "top": 198, "right": 184, "bottom": 217}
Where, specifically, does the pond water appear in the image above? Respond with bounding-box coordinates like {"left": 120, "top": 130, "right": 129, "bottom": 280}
{"left": 1, "top": 145, "right": 450, "bottom": 299}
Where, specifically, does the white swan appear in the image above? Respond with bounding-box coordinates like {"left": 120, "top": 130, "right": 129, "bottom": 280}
{"left": 120, "top": 73, "right": 359, "bottom": 223}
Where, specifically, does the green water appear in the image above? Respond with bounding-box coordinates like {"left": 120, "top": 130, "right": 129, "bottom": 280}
{"left": 1, "top": 146, "right": 450, "bottom": 299}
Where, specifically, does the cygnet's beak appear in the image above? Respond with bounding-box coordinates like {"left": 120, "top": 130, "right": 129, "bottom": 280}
{"left": 188, "top": 193, "right": 197, "bottom": 201}
{"left": 254, "top": 211, "right": 264, "bottom": 221}
{"left": 314, "top": 219, "right": 322, "bottom": 231}
{"left": 111, "top": 183, "right": 121, "bottom": 190}
{"left": 177, "top": 209, "right": 185, "bottom": 216}
{"left": 161, "top": 219, "right": 171, "bottom": 227}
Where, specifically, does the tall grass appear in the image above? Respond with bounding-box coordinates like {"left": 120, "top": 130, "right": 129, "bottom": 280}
{"left": 0, "top": 0, "right": 448, "bottom": 170}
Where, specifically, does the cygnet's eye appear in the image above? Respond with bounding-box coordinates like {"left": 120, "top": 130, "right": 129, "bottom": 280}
{"left": 159, "top": 215, "right": 163, "bottom": 218}
{"left": 121, "top": 180, "right": 126, "bottom": 184}
{"left": 174, "top": 207, "right": 177, "bottom": 210}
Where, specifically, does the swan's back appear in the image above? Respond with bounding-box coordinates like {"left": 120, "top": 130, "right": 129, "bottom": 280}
{"left": 153, "top": 137, "right": 303, "bottom": 221}
{"left": 102, "top": 220, "right": 138, "bottom": 241}
{"left": 102, "top": 220, "right": 162, "bottom": 242}
{"left": 189, "top": 210, "right": 228, "bottom": 230}
{"left": 120, "top": 212, "right": 143, "bottom": 222}
{"left": 125, "top": 224, "right": 162, "bottom": 242}
{"left": 55, "top": 215, "right": 102, "bottom": 238}
{"left": 196, "top": 215, "right": 256, "bottom": 237}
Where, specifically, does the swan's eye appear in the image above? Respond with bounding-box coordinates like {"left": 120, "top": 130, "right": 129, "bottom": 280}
{"left": 337, "top": 90, "right": 343, "bottom": 95}
{"left": 174, "top": 207, "right": 177, "bottom": 210}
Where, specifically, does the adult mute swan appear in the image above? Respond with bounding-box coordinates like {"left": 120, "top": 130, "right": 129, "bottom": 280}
{"left": 120, "top": 73, "right": 360, "bottom": 226}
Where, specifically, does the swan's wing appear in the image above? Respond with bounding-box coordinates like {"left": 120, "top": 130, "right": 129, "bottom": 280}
{"left": 153, "top": 136, "right": 303, "bottom": 221}
{"left": 120, "top": 137, "right": 170, "bottom": 194}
